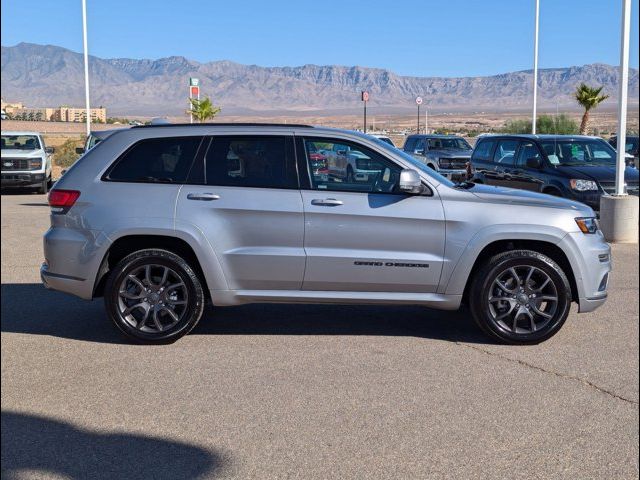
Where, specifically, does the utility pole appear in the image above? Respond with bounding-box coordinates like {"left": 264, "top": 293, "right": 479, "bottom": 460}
{"left": 532, "top": 0, "right": 540, "bottom": 134}
{"left": 416, "top": 96, "right": 423, "bottom": 133}
{"left": 81, "top": 0, "right": 91, "bottom": 137}
{"left": 615, "top": 0, "right": 631, "bottom": 196}
{"left": 361, "top": 91, "right": 369, "bottom": 133}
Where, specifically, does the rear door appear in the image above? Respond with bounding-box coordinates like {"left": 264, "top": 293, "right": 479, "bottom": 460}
{"left": 491, "top": 139, "right": 520, "bottom": 187}
{"left": 471, "top": 138, "right": 498, "bottom": 184}
{"left": 176, "top": 134, "right": 305, "bottom": 290}
{"left": 298, "top": 137, "right": 445, "bottom": 293}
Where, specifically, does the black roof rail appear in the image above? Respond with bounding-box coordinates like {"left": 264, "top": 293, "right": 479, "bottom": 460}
{"left": 131, "top": 122, "right": 314, "bottom": 128}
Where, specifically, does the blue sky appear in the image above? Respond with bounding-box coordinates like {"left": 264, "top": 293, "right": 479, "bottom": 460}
{"left": 1, "top": 0, "right": 638, "bottom": 77}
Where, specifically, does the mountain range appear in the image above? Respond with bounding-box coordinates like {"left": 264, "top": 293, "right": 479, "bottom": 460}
{"left": 1, "top": 42, "right": 638, "bottom": 116}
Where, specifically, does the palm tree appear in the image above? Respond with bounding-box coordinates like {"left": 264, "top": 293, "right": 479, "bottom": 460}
{"left": 188, "top": 97, "right": 221, "bottom": 123}
{"left": 574, "top": 83, "right": 609, "bottom": 135}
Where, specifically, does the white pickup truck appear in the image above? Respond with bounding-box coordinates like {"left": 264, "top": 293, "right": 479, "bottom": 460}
{"left": 1, "top": 131, "right": 54, "bottom": 193}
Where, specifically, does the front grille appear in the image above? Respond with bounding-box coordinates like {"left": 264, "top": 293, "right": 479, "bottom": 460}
{"left": 1, "top": 158, "right": 30, "bottom": 171}
{"left": 600, "top": 182, "right": 639, "bottom": 196}
{"left": 440, "top": 157, "right": 469, "bottom": 170}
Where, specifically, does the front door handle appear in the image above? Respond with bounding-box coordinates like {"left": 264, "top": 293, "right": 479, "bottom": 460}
{"left": 187, "top": 193, "right": 220, "bottom": 201}
{"left": 311, "top": 198, "right": 343, "bottom": 207}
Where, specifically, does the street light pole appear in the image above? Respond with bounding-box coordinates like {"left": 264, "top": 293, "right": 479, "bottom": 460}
{"left": 81, "top": 0, "right": 91, "bottom": 137}
{"left": 615, "top": 0, "right": 631, "bottom": 196}
{"left": 532, "top": 0, "right": 540, "bottom": 135}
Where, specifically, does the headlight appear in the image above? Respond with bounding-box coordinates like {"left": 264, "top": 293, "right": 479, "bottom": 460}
{"left": 438, "top": 158, "right": 452, "bottom": 169}
{"left": 28, "top": 158, "right": 43, "bottom": 170}
{"left": 575, "top": 217, "right": 599, "bottom": 234}
{"left": 569, "top": 179, "right": 598, "bottom": 191}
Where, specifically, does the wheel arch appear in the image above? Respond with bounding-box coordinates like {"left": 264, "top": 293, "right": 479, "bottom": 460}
{"left": 93, "top": 232, "right": 226, "bottom": 299}
{"left": 460, "top": 239, "right": 578, "bottom": 305}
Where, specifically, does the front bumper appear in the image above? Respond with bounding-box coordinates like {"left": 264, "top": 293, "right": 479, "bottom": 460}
{"left": 1, "top": 171, "right": 45, "bottom": 187}
{"left": 558, "top": 231, "right": 611, "bottom": 313}
{"left": 439, "top": 168, "right": 468, "bottom": 182}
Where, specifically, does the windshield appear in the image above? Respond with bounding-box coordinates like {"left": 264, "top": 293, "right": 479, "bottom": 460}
{"left": 1, "top": 135, "right": 41, "bottom": 150}
{"left": 540, "top": 139, "right": 617, "bottom": 166}
{"left": 368, "top": 135, "right": 456, "bottom": 187}
{"left": 427, "top": 137, "right": 471, "bottom": 150}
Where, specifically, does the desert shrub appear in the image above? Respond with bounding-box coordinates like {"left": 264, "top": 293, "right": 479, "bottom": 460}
{"left": 502, "top": 114, "right": 579, "bottom": 135}
{"left": 54, "top": 138, "right": 83, "bottom": 168}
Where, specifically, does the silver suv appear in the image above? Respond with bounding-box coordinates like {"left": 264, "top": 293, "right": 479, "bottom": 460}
{"left": 42, "top": 124, "right": 611, "bottom": 345}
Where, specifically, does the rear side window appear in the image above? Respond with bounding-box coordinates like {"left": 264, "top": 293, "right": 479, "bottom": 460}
{"left": 493, "top": 140, "right": 519, "bottom": 165}
{"left": 107, "top": 136, "right": 202, "bottom": 183}
{"left": 204, "top": 136, "right": 297, "bottom": 189}
{"left": 472, "top": 140, "right": 496, "bottom": 162}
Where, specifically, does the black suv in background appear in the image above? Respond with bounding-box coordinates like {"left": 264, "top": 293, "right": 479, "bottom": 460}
{"left": 469, "top": 134, "right": 639, "bottom": 211}
{"left": 608, "top": 135, "right": 639, "bottom": 168}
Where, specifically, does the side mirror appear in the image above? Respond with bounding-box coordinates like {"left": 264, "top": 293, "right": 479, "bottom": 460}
{"left": 45, "top": 146, "right": 55, "bottom": 154}
{"left": 75, "top": 147, "right": 85, "bottom": 154}
{"left": 399, "top": 169, "right": 426, "bottom": 194}
{"left": 526, "top": 157, "right": 542, "bottom": 169}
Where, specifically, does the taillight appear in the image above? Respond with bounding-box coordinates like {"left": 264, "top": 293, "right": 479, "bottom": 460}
{"left": 48, "top": 189, "right": 80, "bottom": 213}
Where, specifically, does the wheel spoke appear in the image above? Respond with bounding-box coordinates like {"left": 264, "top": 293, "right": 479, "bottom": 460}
{"left": 166, "top": 299, "right": 187, "bottom": 306}
{"left": 536, "top": 295, "right": 558, "bottom": 302}
{"left": 161, "top": 306, "right": 180, "bottom": 324}
{"left": 533, "top": 277, "right": 551, "bottom": 292}
{"left": 495, "top": 279, "right": 516, "bottom": 294}
{"left": 165, "top": 282, "right": 185, "bottom": 292}
{"left": 509, "top": 268, "right": 522, "bottom": 287}
{"left": 525, "top": 267, "right": 535, "bottom": 288}
{"left": 159, "top": 266, "right": 169, "bottom": 286}
{"left": 145, "top": 265, "right": 153, "bottom": 286}
{"left": 531, "top": 304, "right": 553, "bottom": 319}
{"left": 127, "top": 274, "right": 146, "bottom": 291}
{"left": 152, "top": 308, "right": 163, "bottom": 331}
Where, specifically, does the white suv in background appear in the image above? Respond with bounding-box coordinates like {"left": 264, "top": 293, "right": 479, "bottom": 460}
{"left": 1, "top": 131, "right": 54, "bottom": 193}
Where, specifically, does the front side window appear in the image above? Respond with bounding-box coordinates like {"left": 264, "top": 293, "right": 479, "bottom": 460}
{"left": 1, "top": 135, "right": 41, "bottom": 150}
{"left": 107, "top": 136, "right": 202, "bottom": 183}
{"left": 303, "top": 138, "right": 402, "bottom": 193}
{"left": 516, "top": 142, "right": 542, "bottom": 167}
{"left": 493, "top": 140, "right": 518, "bottom": 165}
{"left": 205, "top": 136, "right": 297, "bottom": 189}
{"left": 540, "top": 139, "right": 617, "bottom": 166}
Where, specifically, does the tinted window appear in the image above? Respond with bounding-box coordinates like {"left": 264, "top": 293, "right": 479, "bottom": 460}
{"left": 472, "top": 139, "right": 496, "bottom": 162}
{"left": 1, "top": 135, "right": 41, "bottom": 150}
{"left": 107, "top": 136, "right": 202, "bottom": 183}
{"left": 403, "top": 137, "right": 418, "bottom": 152}
{"left": 516, "top": 142, "right": 541, "bottom": 167}
{"left": 427, "top": 137, "right": 471, "bottom": 150}
{"left": 304, "top": 138, "right": 402, "bottom": 193}
{"left": 540, "top": 139, "right": 617, "bottom": 165}
{"left": 205, "top": 136, "right": 296, "bottom": 189}
{"left": 493, "top": 140, "right": 518, "bottom": 165}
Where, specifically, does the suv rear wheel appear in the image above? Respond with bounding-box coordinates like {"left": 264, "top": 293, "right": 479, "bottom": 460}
{"left": 469, "top": 250, "right": 571, "bottom": 344}
{"left": 104, "top": 249, "right": 205, "bottom": 343}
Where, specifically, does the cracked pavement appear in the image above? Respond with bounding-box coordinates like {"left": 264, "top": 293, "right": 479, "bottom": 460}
{"left": 2, "top": 193, "right": 638, "bottom": 479}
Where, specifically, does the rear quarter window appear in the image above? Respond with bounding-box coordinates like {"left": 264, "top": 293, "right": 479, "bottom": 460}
{"left": 105, "top": 136, "right": 203, "bottom": 183}
{"left": 472, "top": 139, "right": 496, "bottom": 162}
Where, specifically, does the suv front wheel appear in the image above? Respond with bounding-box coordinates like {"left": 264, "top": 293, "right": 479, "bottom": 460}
{"left": 469, "top": 250, "right": 571, "bottom": 344}
{"left": 104, "top": 249, "right": 205, "bottom": 343}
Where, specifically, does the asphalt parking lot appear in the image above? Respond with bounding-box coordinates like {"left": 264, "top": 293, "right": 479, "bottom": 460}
{"left": 1, "top": 192, "right": 638, "bottom": 479}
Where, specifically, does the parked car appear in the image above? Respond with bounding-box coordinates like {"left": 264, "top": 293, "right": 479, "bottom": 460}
{"left": 76, "top": 128, "right": 127, "bottom": 155}
{"left": 1, "top": 131, "right": 54, "bottom": 193}
{"left": 403, "top": 134, "right": 472, "bottom": 182}
{"left": 469, "top": 134, "right": 639, "bottom": 211}
{"left": 368, "top": 133, "right": 396, "bottom": 147}
{"left": 608, "top": 135, "right": 639, "bottom": 169}
{"left": 43, "top": 123, "right": 610, "bottom": 345}
{"left": 319, "top": 142, "right": 382, "bottom": 182}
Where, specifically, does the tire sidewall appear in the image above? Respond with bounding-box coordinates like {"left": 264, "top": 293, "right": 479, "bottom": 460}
{"left": 472, "top": 252, "right": 571, "bottom": 344}
{"left": 105, "top": 250, "right": 203, "bottom": 343}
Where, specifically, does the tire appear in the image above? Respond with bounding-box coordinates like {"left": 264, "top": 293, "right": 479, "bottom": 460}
{"left": 469, "top": 250, "right": 571, "bottom": 345}
{"left": 104, "top": 249, "right": 205, "bottom": 344}
{"left": 38, "top": 177, "right": 49, "bottom": 194}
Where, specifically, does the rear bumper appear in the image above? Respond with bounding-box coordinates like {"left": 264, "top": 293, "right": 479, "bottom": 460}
{"left": 41, "top": 262, "right": 93, "bottom": 299}
{"left": 1, "top": 171, "right": 45, "bottom": 187}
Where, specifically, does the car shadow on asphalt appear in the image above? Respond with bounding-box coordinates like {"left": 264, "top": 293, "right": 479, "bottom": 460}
{"left": 1, "top": 283, "right": 495, "bottom": 345}
{"left": 1, "top": 411, "right": 227, "bottom": 479}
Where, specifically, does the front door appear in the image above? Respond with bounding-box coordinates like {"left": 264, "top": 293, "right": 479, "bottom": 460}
{"left": 177, "top": 134, "right": 305, "bottom": 290}
{"left": 299, "top": 137, "right": 446, "bottom": 293}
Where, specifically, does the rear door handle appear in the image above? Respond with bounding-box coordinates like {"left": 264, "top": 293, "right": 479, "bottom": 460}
{"left": 187, "top": 193, "right": 220, "bottom": 201}
{"left": 311, "top": 198, "right": 343, "bottom": 207}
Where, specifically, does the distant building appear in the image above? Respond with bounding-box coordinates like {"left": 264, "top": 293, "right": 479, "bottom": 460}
{"left": 0, "top": 98, "right": 106, "bottom": 123}
{"left": 55, "top": 106, "right": 107, "bottom": 123}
